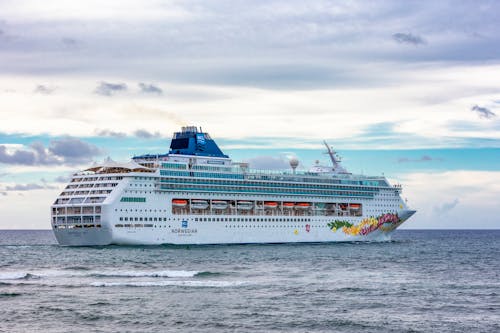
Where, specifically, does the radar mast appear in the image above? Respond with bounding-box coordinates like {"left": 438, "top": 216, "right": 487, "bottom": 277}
{"left": 323, "top": 140, "right": 341, "bottom": 169}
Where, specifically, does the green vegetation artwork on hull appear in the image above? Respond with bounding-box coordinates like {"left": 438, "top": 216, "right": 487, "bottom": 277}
{"left": 327, "top": 213, "right": 401, "bottom": 236}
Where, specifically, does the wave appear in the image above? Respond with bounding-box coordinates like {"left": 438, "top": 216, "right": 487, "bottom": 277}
{"left": 90, "top": 280, "right": 246, "bottom": 288}
{"left": 0, "top": 292, "right": 23, "bottom": 298}
{"left": 89, "top": 270, "right": 201, "bottom": 278}
{"left": 195, "top": 271, "right": 223, "bottom": 278}
{"left": 0, "top": 272, "right": 39, "bottom": 280}
{"left": 62, "top": 266, "right": 90, "bottom": 271}
{"left": 0, "top": 269, "right": 219, "bottom": 280}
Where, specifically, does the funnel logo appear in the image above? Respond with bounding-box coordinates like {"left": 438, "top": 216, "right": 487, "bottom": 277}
{"left": 196, "top": 133, "right": 206, "bottom": 145}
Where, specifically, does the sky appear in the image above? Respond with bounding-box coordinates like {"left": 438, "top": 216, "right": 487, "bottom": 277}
{"left": 0, "top": 0, "right": 499, "bottom": 229}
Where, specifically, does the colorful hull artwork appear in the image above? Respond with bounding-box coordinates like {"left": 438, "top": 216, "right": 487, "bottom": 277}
{"left": 327, "top": 213, "right": 401, "bottom": 236}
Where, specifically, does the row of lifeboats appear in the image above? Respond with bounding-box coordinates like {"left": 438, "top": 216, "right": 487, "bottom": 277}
{"left": 172, "top": 199, "right": 362, "bottom": 211}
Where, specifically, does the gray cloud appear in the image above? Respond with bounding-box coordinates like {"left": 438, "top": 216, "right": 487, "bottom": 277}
{"left": 54, "top": 175, "right": 71, "bottom": 183}
{"left": 134, "top": 129, "right": 161, "bottom": 139}
{"left": 48, "top": 138, "right": 102, "bottom": 160}
{"left": 2, "top": 1, "right": 500, "bottom": 90}
{"left": 61, "top": 37, "right": 77, "bottom": 46}
{"left": 34, "top": 84, "right": 55, "bottom": 95}
{"left": 5, "top": 183, "right": 56, "bottom": 191}
{"left": 471, "top": 105, "right": 496, "bottom": 119}
{"left": 0, "top": 191, "right": 6, "bottom": 196}
{"left": 0, "top": 138, "right": 102, "bottom": 166}
{"left": 95, "top": 129, "right": 127, "bottom": 138}
{"left": 139, "top": 83, "right": 163, "bottom": 95}
{"left": 434, "top": 198, "right": 459, "bottom": 215}
{"left": 245, "top": 155, "right": 292, "bottom": 170}
{"left": 398, "top": 155, "right": 441, "bottom": 163}
{"left": 0, "top": 145, "right": 36, "bottom": 165}
{"left": 94, "top": 82, "right": 127, "bottom": 96}
{"left": 392, "top": 32, "right": 426, "bottom": 45}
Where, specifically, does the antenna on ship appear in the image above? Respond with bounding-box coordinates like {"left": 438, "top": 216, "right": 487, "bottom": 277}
{"left": 323, "top": 140, "right": 341, "bottom": 170}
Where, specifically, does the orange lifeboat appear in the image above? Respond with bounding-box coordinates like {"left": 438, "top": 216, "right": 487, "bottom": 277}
{"left": 350, "top": 203, "right": 361, "bottom": 209}
{"left": 264, "top": 201, "right": 278, "bottom": 209}
{"left": 283, "top": 202, "right": 295, "bottom": 209}
{"left": 172, "top": 199, "right": 188, "bottom": 207}
{"left": 295, "top": 202, "right": 311, "bottom": 209}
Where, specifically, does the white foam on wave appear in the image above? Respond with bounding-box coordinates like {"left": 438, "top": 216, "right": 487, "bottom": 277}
{"left": 90, "top": 280, "right": 246, "bottom": 288}
{"left": 90, "top": 270, "right": 200, "bottom": 278}
{"left": 0, "top": 269, "right": 204, "bottom": 281}
{"left": 0, "top": 272, "right": 34, "bottom": 280}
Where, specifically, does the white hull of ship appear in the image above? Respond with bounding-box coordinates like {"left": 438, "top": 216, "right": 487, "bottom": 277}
{"left": 52, "top": 210, "right": 414, "bottom": 246}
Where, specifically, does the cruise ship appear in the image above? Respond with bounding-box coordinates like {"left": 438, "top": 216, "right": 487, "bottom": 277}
{"left": 51, "top": 126, "right": 416, "bottom": 246}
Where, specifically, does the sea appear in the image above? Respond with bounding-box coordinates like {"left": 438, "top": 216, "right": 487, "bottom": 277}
{"left": 0, "top": 230, "right": 498, "bottom": 333}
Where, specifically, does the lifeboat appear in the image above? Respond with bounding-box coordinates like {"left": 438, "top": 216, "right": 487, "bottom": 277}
{"left": 172, "top": 199, "right": 188, "bottom": 208}
{"left": 283, "top": 202, "right": 295, "bottom": 209}
{"left": 237, "top": 201, "right": 254, "bottom": 210}
{"left": 212, "top": 200, "right": 228, "bottom": 210}
{"left": 264, "top": 201, "right": 278, "bottom": 209}
{"left": 339, "top": 203, "right": 348, "bottom": 210}
{"left": 295, "top": 202, "right": 311, "bottom": 209}
{"left": 349, "top": 203, "right": 361, "bottom": 209}
{"left": 191, "top": 199, "right": 209, "bottom": 210}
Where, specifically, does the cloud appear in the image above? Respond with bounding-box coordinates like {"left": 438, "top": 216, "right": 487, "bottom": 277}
{"left": 34, "top": 84, "right": 55, "bottom": 95}
{"left": 96, "top": 128, "right": 163, "bottom": 139}
{"left": 61, "top": 37, "right": 77, "bottom": 46}
{"left": 94, "top": 82, "right": 127, "bottom": 96}
{"left": 245, "top": 155, "right": 293, "bottom": 170}
{"left": 53, "top": 175, "right": 71, "bottom": 183}
{"left": 433, "top": 198, "right": 460, "bottom": 215}
{"left": 471, "top": 105, "right": 496, "bottom": 119}
{"left": 398, "top": 155, "right": 441, "bottom": 163}
{"left": 0, "top": 192, "right": 6, "bottom": 196}
{"left": 4, "top": 183, "right": 56, "bottom": 191}
{"left": 134, "top": 129, "right": 161, "bottom": 139}
{"left": 392, "top": 32, "right": 426, "bottom": 45}
{"left": 0, "top": 138, "right": 102, "bottom": 165}
{"left": 95, "top": 129, "right": 127, "bottom": 138}
{"left": 139, "top": 83, "right": 163, "bottom": 95}
{"left": 48, "top": 137, "right": 102, "bottom": 160}
{"left": 0, "top": 145, "right": 37, "bottom": 165}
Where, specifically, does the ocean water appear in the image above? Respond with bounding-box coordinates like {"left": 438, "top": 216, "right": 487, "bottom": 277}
{"left": 0, "top": 230, "right": 498, "bottom": 333}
